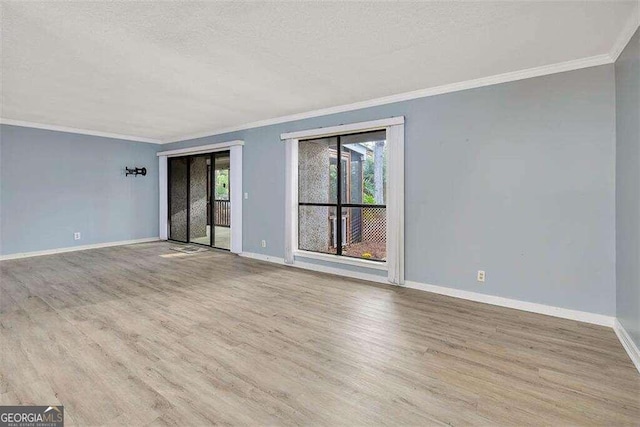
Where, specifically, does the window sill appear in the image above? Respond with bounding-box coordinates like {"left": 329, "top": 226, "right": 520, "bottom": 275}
{"left": 293, "top": 250, "right": 388, "bottom": 271}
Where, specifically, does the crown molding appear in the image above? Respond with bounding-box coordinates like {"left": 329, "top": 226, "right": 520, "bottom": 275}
{"left": 4, "top": 10, "right": 635, "bottom": 146}
{"left": 162, "top": 10, "right": 639, "bottom": 145}
{"left": 609, "top": 1, "right": 640, "bottom": 62}
{"left": 0, "top": 118, "right": 162, "bottom": 144}
{"left": 162, "top": 53, "right": 612, "bottom": 144}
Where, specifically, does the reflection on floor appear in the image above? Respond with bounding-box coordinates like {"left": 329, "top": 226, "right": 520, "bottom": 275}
{"left": 2, "top": 242, "right": 639, "bottom": 425}
{"left": 191, "top": 226, "right": 230, "bottom": 249}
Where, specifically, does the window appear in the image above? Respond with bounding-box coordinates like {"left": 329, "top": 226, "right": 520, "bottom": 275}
{"left": 283, "top": 116, "right": 404, "bottom": 284}
{"left": 298, "top": 131, "right": 387, "bottom": 262}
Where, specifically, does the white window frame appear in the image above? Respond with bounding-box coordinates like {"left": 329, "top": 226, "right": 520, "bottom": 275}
{"left": 282, "top": 117, "right": 405, "bottom": 283}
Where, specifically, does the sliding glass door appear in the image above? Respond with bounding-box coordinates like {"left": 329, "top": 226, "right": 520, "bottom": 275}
{"left": 168, "top": 157, "right": 188, "bottom": 242}
{"left": 213, "top": 152, "right": 231, "bottom": 250}
{"left": 188, "top": 155, "right": 210, "bottom": 245}
{"left": 168, "top": 151, "right": 230, "bottom": 250}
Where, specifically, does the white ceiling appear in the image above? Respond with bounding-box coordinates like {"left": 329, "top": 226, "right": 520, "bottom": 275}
{"left": 1, "top": 1, "right": 638, "bottom": 143}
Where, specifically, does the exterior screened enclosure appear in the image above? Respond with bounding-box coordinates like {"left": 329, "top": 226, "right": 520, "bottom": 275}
{"left": 298, "top": 130, "right": 387, "bottom": 262}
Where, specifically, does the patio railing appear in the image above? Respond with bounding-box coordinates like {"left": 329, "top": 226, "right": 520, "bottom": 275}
{"left": 214, "top": 200, "right": 231, "bottom": 227}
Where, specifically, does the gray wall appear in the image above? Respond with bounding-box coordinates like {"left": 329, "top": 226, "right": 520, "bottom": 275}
{"left": 0, "top": 125, "right": 159, "bottom": 255}
{"left": 164, "top": 65, "right": 617, "bottom": 316}
{"left": 615, "top": 28, "right": 640, "bottom": 345}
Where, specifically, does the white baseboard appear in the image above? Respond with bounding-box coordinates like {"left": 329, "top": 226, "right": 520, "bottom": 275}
{"left": 614, "top": 319, "right": 640, "bottom": 373}
{"left": 404, "top": 280, "right": 614, "bottom": 327}
{"left": 0, "top": 237, "right": 160, "bottom": 261}
{"left": 239, "top": 251, "right": 388, "bottom": 284}
{"left": 239, "top": 251, "right": 286, "bottom": 265}
{"left": 239, "top": 252, "right": 613, "bottom": 327}
{"left": 7, "top": 244, "right": 632, "bottom": 368}
{"left": 292, "top": 260, "right": 388, "bottom": 284}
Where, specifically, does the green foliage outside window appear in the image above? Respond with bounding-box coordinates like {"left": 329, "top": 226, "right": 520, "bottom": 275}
{"left": 215, "top": 170, "right": 229, "bottom": 200}
{"left": 328, "top": 142, "right": 386, "bottom": 204}
{"left": 363, "top": 148, "right": 386, "bottom": 203}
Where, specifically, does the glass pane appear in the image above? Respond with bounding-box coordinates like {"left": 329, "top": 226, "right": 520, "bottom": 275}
{"left": 342, "top": 137, "right": 387, "bottom": 205}
{"left": 298, "top": 205, "right": 337, "bottom": 255}
{"left": 214, "top": 154, "right": 230, "bottom": 201}
{"left": 189, "top": 155, "right": 210, "bottom": 245}
{"left": 214, "top": 152, "right": 231, "bottom": 250}
{"left": 169, "top": 157, "right": 188, "bottom": 242}
{"left": 299, "top": 137, "right": 337, "bottom": 204}
{"left": 342, "top": 207, "right": 386, "bottom": 261}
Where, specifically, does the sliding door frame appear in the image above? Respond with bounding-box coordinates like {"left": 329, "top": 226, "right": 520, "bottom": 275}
{"left": 158, "top": 140, "right": 244, "bottom": 254}
{"left": 166, "top": 151, "right": 231, "bottom": 251}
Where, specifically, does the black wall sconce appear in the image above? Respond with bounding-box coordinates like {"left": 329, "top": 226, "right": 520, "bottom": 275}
{"left": 125, "top": 167, "right": 147, "bottom": 177}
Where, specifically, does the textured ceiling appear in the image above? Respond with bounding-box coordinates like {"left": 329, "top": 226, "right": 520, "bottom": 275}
{"left": 1, "top": 1, "right": 637, "bottom": 142}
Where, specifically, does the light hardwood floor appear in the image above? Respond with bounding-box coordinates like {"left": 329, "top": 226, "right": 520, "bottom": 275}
{"left": 1, "top": 242, "right": 638, "bottom": 426}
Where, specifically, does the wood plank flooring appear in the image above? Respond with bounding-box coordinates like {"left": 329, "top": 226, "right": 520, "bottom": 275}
{"left": 1, "top": 242, "right": 638, "bottom": 426}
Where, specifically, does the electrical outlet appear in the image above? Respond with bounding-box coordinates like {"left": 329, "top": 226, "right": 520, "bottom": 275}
{"left": 74, "top": 232, "right": 81, "bottom": 240}
{"left": 261, "top": 240, "right": 266, "bottom": 248}
{"left": 477, "top": 270, "right": 485, "bottom": 282}
{"left": 244, "top": 192, "right": 249, "bottom": 199}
